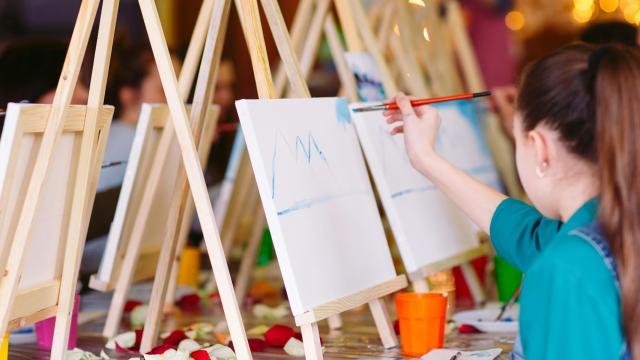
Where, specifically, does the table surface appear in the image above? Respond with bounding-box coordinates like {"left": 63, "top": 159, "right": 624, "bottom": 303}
{"left": 8, "top": 288, "right": 516, "bottom": 359}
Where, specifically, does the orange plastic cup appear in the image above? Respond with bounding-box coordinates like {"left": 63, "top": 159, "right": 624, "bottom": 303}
{"left": 395, "top": 292, "right": 447, "bottom": 356}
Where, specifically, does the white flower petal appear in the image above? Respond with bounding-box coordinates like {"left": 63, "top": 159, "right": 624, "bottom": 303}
{"left": 283, "top": 338, "right": 305, "bottom": 357}
{"left": 177, "top": 338, "right": 202, "bottom": 353}
{"left": 202, "top": 344, "right": 236, "bottom": 360}
{"left": 130, "top": 305, "right": 149, "bottom": 329}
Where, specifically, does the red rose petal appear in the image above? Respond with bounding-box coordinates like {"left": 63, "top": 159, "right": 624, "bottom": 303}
{"left": 458, "top": 324, "right": 482, "bottom": 334}
{"left": 133, "top": 329, "right": 143, "bottom": 351}
{"left": 190, "top": 349, "right": 212, "bottom": 360}
{"left": 229, "top": 338, "right": 267, "bottom": 352}
{"left": 176, "top": 294, "right": 201, "bottom": 312}
{"left": 264, "top": 325, "right": 295, "bottom": 347}
{"left": 124, "top": 300, "right": 143, "bottom": 314}
{"left": 147, "top": 344, "right": 176, "bottom": 355}
{"left": 163, "top": 329, "right": 188, "bottom": 346}
{"left": 115, "top": 342, "right": 134, "bottom": 353}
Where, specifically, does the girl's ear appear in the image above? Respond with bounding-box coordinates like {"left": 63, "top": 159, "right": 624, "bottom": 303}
{"left": 528, "top": 128, "right": 551, "bottom": 174}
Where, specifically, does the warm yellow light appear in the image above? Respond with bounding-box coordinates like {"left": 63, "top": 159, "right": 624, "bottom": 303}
{"left": 635, "top": 10, "right": 640, "bottom": 25}
{"left": 505, "top": 10, "right": 526, "bottom": 31}
{"left": 394, "top": 24, "right": 400, "bottom": 36}
{"left": 620, "top": 0, "right": 633, "bottom": 10}
{"left": 574, "top": 0, "right": 595, "bottom": 12}
{"left": 408, "top": 0, "right": 426, "bottom": 7}
{"left": 600, "top": 0, "right": 619, "bottom": 12}
{"left": 623, "top": 3, "right": 639, "bottom": 23}
{"left": 423, "top": 27, "right": 431, "bottom": 41}
{"left": 572, "top": 6, "right": 594, "bottom": 23}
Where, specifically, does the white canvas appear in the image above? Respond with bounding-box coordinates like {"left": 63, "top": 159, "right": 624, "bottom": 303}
{"left": 236, "top": 97, "right": 397, "bottom": 315}
{"left": 344, "top": 52, "right": 387, "bottom": 102}
{"left": 351, "top": 100, "right": 501, "bottom": 273}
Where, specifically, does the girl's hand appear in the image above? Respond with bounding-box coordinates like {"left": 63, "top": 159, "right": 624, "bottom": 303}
{"left": 384, "top": 92, "right": 442, "bottom": 173}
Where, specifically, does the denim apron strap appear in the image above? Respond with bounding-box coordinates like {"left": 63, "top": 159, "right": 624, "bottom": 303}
{"left": 570, "top": 223, "right": 630, "bottom": 360}
{"left": 510, "top": 222, "right": 629, "bottom": 359}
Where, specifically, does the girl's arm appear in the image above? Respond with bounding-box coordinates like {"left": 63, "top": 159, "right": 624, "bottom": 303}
{"left": 385, "top": 93, "right": 507, "bottom": 233}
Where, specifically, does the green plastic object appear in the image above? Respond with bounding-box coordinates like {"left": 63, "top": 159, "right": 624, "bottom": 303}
{"left": 494, "top": 256, "right": 522, "bottom": 303}
{"left": 257, "top": 228, "right": 274, "bottom": 267}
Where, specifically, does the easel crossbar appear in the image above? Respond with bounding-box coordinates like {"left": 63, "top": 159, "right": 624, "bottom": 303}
{"left": 407, "top": 243, "right": 491, "bottom": 282}
{"left": 294, "top": 275, "right": 407, "bottom": 326}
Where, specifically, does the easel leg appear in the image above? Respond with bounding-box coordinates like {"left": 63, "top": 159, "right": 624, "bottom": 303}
{"left": 140, "top": 188, "right": 186, "bottom": 352}
{"left": 460, "top": 262, "right": 486, "bottom": 305}
{"left": 368, "top": 298, "right": 399, "bottom": 349}
{"left": 51, "top": 0, "right": 119, "bottom": 357}
{"left": 137, "top": 1, "right": 251, "bottom": 358}
{"left": 234, "top": 206, "right": 265, "bottom": 302}
{"left": 412, "top": 278, "right": 430, "bottom": 293}
{"left": 300, "top": 323, "right": 323, "bottom": 360}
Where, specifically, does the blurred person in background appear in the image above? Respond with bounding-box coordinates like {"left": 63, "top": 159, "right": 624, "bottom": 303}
{"left": 81, "top": 41, "right": 182, "bottom": 283}
{"left": 99, "top": 40, "right": 182, "bottom": 192}
{"left": 206, "top": 59, "right": 238, "bottom": 185}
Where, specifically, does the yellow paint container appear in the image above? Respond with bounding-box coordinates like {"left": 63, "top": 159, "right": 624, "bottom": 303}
{"left": 178, "top": 246, "right": 201, "bottom": 288}
{"left": 0, "top": 333, "right": 8, "bottom": 360}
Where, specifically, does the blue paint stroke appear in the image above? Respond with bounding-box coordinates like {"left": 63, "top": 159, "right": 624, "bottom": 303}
{"left": 271, "top": 129, "right": 330, "bottom": 199}
{"left": 390, "top": 165, "right": 495, "bottom": 199}
{"left": 433, "top": 100, "right": 491, "bottom": 158}
{"left": 335, "top": 97, "right": 352, "bottom": 128}
{"left": 277, "top": 190, "right": 367, "bottom": 216}
{"left": 391, "top": 185, "right": 436, "bottom": 199}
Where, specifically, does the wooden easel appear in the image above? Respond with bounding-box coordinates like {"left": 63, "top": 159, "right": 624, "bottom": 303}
{"left": 0, "top": 0, "right": 257, "bottom": 357}
{"left": 129, "top": 0, "right": 364, "bottom": 352}
{"left": 0, "top": 103, "right": 114, "bottom": 354}
{"left": 89, "top": 0, "right": 217, "bottom": 294}
{"left": 138, "top": 1, "right": 407, "bottom": 357}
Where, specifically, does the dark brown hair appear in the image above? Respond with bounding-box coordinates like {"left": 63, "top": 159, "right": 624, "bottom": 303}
{"left": 518, "top": 43, "right": 640, "bottom": 358}
{"left": 595, "top": 45, "right": 640, "bottom": 359}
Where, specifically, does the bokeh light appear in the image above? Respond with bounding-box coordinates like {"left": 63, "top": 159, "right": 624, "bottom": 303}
{"left": 599, "top": 0, "right": 619, "bottom": 12}
{"left": 505, "top": 11, "right": 526, "bottom": 31}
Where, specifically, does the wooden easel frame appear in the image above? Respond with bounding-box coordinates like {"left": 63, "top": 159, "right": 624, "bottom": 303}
{"left": 89, "top": 103, "right": 219, "bottom": 292}
{"left": 0, "top": 103, "right": 114, "bottom": 336}
{"left": 89, "top": 0, "right": 217, "bottom": 294}
{"left": 132, "top": 0, "right": 405, "bottom": 356}
{"left": 0, "top": 0, "right": 254, "bottom": 357}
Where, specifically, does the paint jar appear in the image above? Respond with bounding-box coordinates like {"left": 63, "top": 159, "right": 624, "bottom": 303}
{"left": 178, "top": 246, "right": 201, "bottom": 288}
{"left": 494, "top": 256, "right": 522, "bottom": 303}
{"left": 395, "top": 292, "right": 447, "bottom": 356}
{"left": 0, "top": 333, "right": 8, "bottom": 360}
{"left": 34, "top": 294, "right": 80, "bottom": 350}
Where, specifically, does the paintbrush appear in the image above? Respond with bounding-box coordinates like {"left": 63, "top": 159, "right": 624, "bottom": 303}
{"left": 352, "top": 91, "right": 491, "bottom": 112}
{"left": 495, "top": 285, "right": 521, "bottom": 321}
{"left": 101, "top": 160, "right": 127, "bottom": 169}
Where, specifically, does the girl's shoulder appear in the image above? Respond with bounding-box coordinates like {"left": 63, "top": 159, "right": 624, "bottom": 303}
{"left": 538, "top": 230, "right": 617, "bottom": 287}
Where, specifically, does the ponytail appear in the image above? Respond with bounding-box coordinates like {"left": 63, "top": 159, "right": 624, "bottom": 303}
{"left": 594, "top": 45, "right": 640, "bottom": 359}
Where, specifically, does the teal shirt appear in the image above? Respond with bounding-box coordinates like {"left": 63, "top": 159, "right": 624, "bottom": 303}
{"left": 490, "top": 198, "right": 623, "bottom": 359}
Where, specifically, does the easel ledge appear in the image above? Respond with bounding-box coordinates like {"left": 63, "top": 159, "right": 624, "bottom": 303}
{"left": 13, "top": 104, "right": 114, "bottom": 133}
{"left": 295, "top": 275, "right": 407, "bottom": 326}
{"left": 407, "top": 243, "right": 491, "bottom": 282}
{"left": 8, "top": 280, "right": 60, "bottom": 331}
